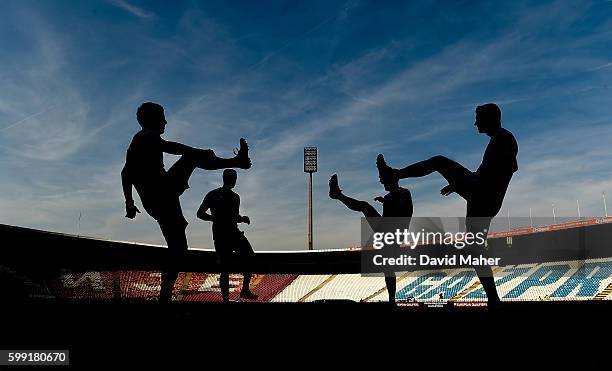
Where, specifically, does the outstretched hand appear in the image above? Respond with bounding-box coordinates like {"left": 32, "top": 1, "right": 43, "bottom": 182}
{"left": 440, "top": 184, "right": 455, "bottom": 196}
{"left": 125, "top": 202, "right": 141, "bottom": 219}
{"left": 374, "top": 196, "right": 385, "bottom": 203}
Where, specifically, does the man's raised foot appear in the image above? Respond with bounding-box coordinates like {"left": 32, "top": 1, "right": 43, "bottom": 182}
{"left": 376, "top": 154, "right": 397, "bottom": 183}
{"left": 235, "top": 138, "right": 252, "bottom": 169}
{"left": 329, "top": 174, "right": 343, "bottom": 199}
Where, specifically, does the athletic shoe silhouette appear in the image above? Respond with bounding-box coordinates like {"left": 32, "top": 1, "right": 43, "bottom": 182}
{"left": 235, "top": 138, "right": 252, "bottom": 169}
{"left": 329, "top": 174, "right": 342, "bottom": 199}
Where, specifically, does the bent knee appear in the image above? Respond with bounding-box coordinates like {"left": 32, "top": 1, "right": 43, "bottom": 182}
{"left": 428, "top": 155, "right": 450, "bottom": 166}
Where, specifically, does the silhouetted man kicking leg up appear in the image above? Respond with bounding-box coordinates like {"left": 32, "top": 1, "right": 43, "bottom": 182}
{"left": 378, "top": 103, "right": 518, "bottom": 307}
{"left": 121, "top": 102, "right": 251, "bottom": 303}
{"left": 329, "top": 155, "right": 413, "bottom": 305}
{"left": 197, "top": 169, "right": 257, "bottom": 303}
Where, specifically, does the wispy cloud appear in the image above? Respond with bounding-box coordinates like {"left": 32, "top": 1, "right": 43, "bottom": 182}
{"left": 1, "top": 105, "right": 57, "bottom": 131}
{"left": 588, "top": 61, "right": 612, "bottom": 71}
{"left": 0, "top": 14, "right": 96, "bottom": 161}
{"left": 109, "top": 0, "right": 155, "bottom": 19}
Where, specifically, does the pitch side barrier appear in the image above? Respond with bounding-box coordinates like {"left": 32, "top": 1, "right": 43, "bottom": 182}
{"left": 2, "top": 218, "right": 612, "bottom": 276}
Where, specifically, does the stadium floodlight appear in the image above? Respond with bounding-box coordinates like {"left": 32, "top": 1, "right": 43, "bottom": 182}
{"left": 304, "top": 147, "right": 317, "bottom": 250}
{"left": 304, "top": 147, "right": 318, "bottom": 173}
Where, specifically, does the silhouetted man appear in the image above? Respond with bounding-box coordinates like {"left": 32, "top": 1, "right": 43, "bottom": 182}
{"left": 197, "top": 169, "right": 257, "bottom": 302}
{"left": 121, "top": 102, "right": 251, "bottom": 303}
{"left": 378, "top": 103, "right": 518, "bottom": 307}
{"left": 329, "top": 154, "right": 413, "bottom": 305}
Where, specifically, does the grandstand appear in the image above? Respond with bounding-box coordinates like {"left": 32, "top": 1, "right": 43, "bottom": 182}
{"left": 3, "top": 217, "right": 612, "bottom": 307}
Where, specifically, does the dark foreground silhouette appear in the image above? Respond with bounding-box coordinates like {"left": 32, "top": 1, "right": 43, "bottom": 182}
{"left": 378, "top": 103, "right": 519, "bottom": 307}
{"left": 329, "top": 154, "right": 414, "bottom": 304}
{"left": 197, "top": 169, "right": 257, "bottom": 302}
{"left": 121, "top": 102, "right": 251, "bottom": 303}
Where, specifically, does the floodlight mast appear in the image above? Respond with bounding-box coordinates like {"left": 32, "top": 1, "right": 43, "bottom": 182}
{"left": 304, "top": 147, "right": 318, "bottom": 250}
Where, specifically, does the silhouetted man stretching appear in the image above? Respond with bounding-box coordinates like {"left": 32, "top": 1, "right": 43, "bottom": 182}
{"left": 121, "top": 102, "right": 251, "bottom": 303}
{"left": 378, "top": 103, "right": 518, "bottom": 307}
{"left": 197, "top": 169, "right": 257, "bottom": 303}
{"left": 329, "top": 155, "right": 413, "bottom": 305}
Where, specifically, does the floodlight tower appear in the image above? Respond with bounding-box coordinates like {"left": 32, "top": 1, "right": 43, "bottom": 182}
{"left": 304, "top": 147, "right": 318, "bottom": 250}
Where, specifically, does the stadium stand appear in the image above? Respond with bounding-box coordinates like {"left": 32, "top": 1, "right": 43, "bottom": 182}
{"left": 2, "top": 218, "right": 612, "bottom": 304}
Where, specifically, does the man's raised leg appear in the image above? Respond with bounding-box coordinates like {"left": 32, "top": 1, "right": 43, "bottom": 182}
{"left": 377, "top": 154, "right": 470, "bottom": 187}
{"left": 330, "top": 174, "right": 396, "bottom": 302}
{"left": 329, "top": 174, "right": 381, "bottom": 218}
{"left": 195, "top": 138, "right": 252, "bottom": 170}
{"left": 166, "top": 138, "right": 252, "bottom": 196}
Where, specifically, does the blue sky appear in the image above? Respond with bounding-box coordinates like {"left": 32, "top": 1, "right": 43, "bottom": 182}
{"left": 2, "top": 0, "right": 612, "bottom": 250}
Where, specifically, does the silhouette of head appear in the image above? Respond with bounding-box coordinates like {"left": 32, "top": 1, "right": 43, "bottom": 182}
{"left": 137, "top": 102, "right": 167, "bottom": 134}
{"left": 475, "top": 103, "right": 501, "bottom": 135}
{"left": 223, "top": 169, "right": 237, "bottom": 189}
